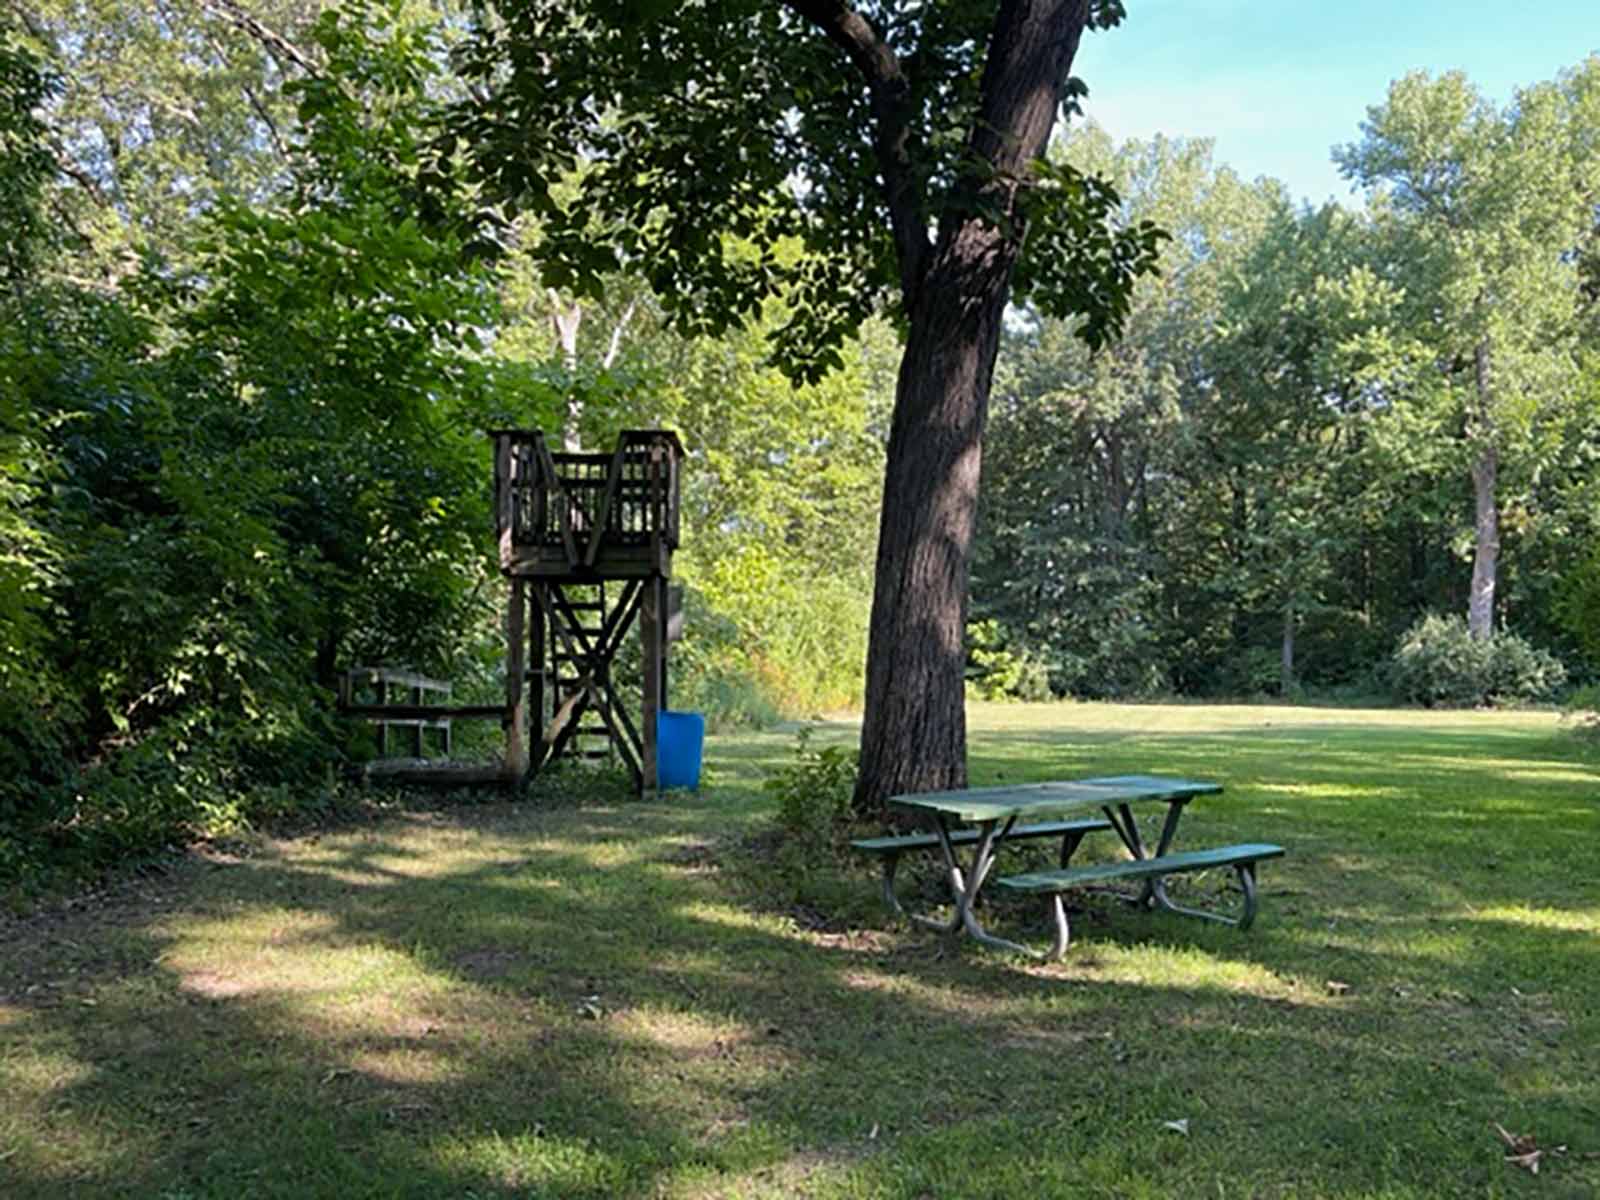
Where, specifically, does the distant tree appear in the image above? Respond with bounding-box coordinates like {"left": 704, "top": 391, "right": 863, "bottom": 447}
{"left": 1337, "top": 65, "right": 1600, "bottom": 639}
{"left": 453, "top": 1, "right": 1164, "bottom": 811}
{"left": 1206, "top": 202, "right": 1404, "bottom": 693}
{"left": 980, "top": 130, "right": 1272, "bottom": 697}
{"left": 15, "top": 0, "right": 327, "bottom": 275}
{"left": 0, "top": 22, "right": 58, "bottom": 289}
{"left": 0, "top": 25, "right": 62, "bottom": 708}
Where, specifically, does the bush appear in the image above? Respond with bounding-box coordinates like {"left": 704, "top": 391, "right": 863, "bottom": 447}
{"left": 669, "top": 594, "right": 782, "bottom": 730}
{"left": 1554, "top": 547, "right": 1600, "bottom": 676}
{"left": 1218, "top": 645, "right": 1291, "bottom": 699}
{"left": 1560, "top": 683, "right": 1600, "bottom": 744}
{"left": 1389, "top": 614, "right": 1566, "bottom": 708}
{"left": 965, "top": 620, "right": 1053, "bottom": 702}
{"left": 763, "top": 726, "right": 858, "bottom": 855}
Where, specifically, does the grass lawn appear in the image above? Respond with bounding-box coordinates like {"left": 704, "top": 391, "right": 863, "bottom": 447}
{"left": 2, "top": 702, "right": 1597, "bottom": 1199}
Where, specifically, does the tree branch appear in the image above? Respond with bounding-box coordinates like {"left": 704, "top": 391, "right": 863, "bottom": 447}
{"left": 4, "top": 0, "right": 47, "bottom": 40}
{"left": 50, "top": 148, "right": 109, "bottom": 206}
{"left": 601, "top": 299, "right": 637, "bottom": 370}
{"left": 198, "top": 0, "right": 321, "bottom": 78}
{"left": 178, "top": 0, "right": 294, "bottom": 163}
{"left": 969, "top": 0, "right": 1090, "bottom": 181}
{"left": 781, "top": 0, "right": 931, "bottom": 303}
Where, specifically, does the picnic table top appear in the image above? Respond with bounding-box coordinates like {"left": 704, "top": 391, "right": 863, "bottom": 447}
{"left": 887, "top": 774, "right": 1222, "bottom": 824}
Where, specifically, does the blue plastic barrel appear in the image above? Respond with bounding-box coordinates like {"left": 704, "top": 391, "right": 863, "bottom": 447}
{"left": 656, "top": 710, "right": 706, "bottom": 790}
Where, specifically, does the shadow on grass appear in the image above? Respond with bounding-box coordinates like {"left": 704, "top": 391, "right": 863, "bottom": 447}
{"left": 3, "top": 733, "right": 1598, "bottom": 1198}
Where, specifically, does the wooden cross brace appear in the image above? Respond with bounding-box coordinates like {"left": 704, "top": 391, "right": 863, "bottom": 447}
{"left": 532, "top": 580, "right": 645, "bottom": 788}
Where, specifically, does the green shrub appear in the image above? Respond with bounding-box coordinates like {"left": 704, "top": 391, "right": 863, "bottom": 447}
{"left": 1554, "top": 546, "right": 1600, "bottom": 675}
{"left": 670, "top": 590, "right": 785, "bottom": 730}
{"left": 965, "top": 619, "right": 1053, "bottom": 702}
{"left": 763, "top": 726, "right": 858, "bottom": 855}
{"left": 1389, "top": 614, "right": 1566, "bottom": 708}
{"left": 1560, "top": 683, "right": 1600, "bottom": 744}
{"left": 1218, "top": 645, "right": 1291, "bottom": 699}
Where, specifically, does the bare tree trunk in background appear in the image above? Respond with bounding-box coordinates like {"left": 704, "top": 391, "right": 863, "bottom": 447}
{"left": 1468, "top": 340, "right": 1499, "bottom": 639}
{"left": 548, "top": 294, "right": 636, "bottom": 452}
{"left": 1281, "top": 602, "right": 1295, "bottom": 696}
{"left": 549, "top": 291, "right": 583, "bottom": 452}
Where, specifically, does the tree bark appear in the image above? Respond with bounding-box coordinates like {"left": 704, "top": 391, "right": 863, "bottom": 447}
{"left": 855, "top": 227, "right": 1009, "bottom": 805}
{"left": 1467, "top": 339, "right": 1498, "bottom": 639}
{"left": 851, "top": 0, "right": 1093, "bottom": 814}
{"left": 1280, "top": 602, "right": 1295, "bottom": 697}
{"left": 550, "top": 290, "right": 583, "bottom": 452}
{"left": 1468, "top": 442, "right": 1499, "bottom": 639}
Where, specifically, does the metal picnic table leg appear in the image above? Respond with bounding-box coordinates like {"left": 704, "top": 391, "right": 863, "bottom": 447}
{"left": 1140, "top": 797, "right": 1255, "bottom": 923}
{"left": 1143, "top": 799, "right": 1188, "bottom": 912}
{"left": 924, "top": 814, "right": 1046, "bottom": 957}
{"left": 1039, "top": 822, "right": 1111, "bottom": 959}
{"left": 1103, "top": 798, "right": 1252, "bottom": 926}
{"left": 1101, "top": 800, "right": 1185, "bottom": 911}
{"left": 876, "top": 852, "right": 908, "bottom": 918}
{"left": 908, "top": 812, "right": 985, "bottom": 934}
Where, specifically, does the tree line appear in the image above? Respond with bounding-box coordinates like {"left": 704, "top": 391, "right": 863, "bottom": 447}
{"left": 978, "top": 69, "right": 1600, "bottom": 704}
{"left": 3, "top": 1, "right": 1597, "bottom": 888}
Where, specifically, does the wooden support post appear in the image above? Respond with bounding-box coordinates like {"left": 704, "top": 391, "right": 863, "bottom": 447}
{"left": 504, "top": 577, "right": 528, "bottom": 784}
{"left": 641, "top": 575, "right": 666, "bottom": 793}
{"left": 528, "top": 582, "right": 545, "bottom": 775}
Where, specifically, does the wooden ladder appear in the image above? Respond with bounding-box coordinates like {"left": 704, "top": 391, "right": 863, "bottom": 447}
{"left": 547, "top": 582, "right": 615, "bottom": 763}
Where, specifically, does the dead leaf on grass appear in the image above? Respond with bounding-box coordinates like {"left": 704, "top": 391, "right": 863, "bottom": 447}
{"left": 1494, "top": 1122, "right": 1537, "bottom": 1156}
{"left": 1494, "top": 1122, "right": 1567, "bottom": 1175}
{"left": 1162, "top": 1118, "right": 1190, "bottom": 1136}
{"left": 1325, "top": 980, "right": 1351, "bottom": 996}
{"left": 1504, "top": 1150, "right": 1541, "bottom": 1174}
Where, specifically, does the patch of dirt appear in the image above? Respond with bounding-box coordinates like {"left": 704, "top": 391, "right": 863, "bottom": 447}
{"left": 388, "top": 1014, "right": 444, "bottom": 1040}
{"left": 657, "top": 841, "right": 721, "bottom": 872}
{"left": 995, "top": 1025, "right": 1116, "bottom": 1052}
{"left": 810, "top": 927, "right": 896, "bottom": 954}
{"left": 451, "top": 948, "right": 525, "bottom": 981}
{"left": 677, "top": 1144, "right": 881, "bottom": 1199}
{"left": 181, "top": 970, "right": 256, "bottom": 999}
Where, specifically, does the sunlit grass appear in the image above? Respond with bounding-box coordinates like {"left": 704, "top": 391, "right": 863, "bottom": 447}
{"left": 0, "top": 702, "right": 1596, "bottom": 1198}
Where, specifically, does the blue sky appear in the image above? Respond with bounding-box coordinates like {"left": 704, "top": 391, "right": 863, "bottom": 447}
{"left": 1070, "top": 0, "right": 1600, "bottom": 207}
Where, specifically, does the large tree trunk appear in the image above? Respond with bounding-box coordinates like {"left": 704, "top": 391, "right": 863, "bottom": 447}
{"left": 855, "top": 226, "right": 1011, "bottom": 807}
{"left": 852, "top": 0, "right": 1092, "bottom": 814}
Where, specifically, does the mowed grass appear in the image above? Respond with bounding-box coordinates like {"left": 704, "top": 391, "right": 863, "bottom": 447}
{"left": 2, "top": 702, "right": 1597, "bottom": 1199}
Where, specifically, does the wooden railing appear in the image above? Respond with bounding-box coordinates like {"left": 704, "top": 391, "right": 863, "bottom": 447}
{"left": 338, "top": 667, "right": 463, "bottom": 758}
{"left": 492, "top": 429, "right": 683, "bottom": 579}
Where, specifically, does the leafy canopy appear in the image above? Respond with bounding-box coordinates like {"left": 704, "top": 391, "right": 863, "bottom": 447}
{"left": 450, "top": 1, "right": 1160, "bottom": 381}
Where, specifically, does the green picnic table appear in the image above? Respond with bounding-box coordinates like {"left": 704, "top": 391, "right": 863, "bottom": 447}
{"left": 866, "top": 774, "right": 1284, "bottom": 959}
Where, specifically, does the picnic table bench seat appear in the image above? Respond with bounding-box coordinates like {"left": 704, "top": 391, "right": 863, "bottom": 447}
{"left": 851, "top": 817, "right": 1112, "bottom": 919}
{"left": 996, "top": 842, "right": 1286, "bottom": 956}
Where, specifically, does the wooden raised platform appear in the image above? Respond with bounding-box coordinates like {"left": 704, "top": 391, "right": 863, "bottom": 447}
{"left": 489, "top": 428, "right": 685, "bottom": 793}
{"left": 492, "top": 429, "right": 683, "bottom": 581}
